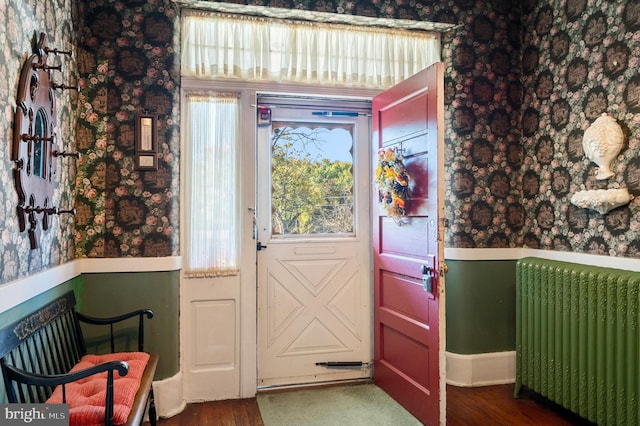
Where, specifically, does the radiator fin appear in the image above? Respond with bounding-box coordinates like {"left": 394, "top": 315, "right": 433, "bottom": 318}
{"left": 515, "top": 257, "right": 640, "bottom": 426}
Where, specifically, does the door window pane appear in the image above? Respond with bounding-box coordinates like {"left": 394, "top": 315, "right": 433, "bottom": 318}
{"left": 271, "top": 123, "right": 354, "bottom": 236}
{"left": 184, "top": 93, "right": 240, "bottom": 277}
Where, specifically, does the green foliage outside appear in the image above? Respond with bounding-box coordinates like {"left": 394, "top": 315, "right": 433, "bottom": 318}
{"left": 271, "top": 126, "right": 354, "bottom": 235}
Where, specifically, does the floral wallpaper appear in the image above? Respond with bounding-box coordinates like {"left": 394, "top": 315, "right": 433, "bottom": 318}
{"left": 0, "top": 0, "right": 78, "bottom": 283}
{"left": 520, "top": 0, "right": 640, "bottom": 257}
{"left": 439, "top": 1, "right": 524, "bottom": 249}
{"left": 231, "top": 0, "right": 638, "bottom": 257}
{"left": 1, "top": 0, "right": 638, "bottom": 285}
{"left": 207, "top": 0, "right": 525, "bottom": 251}
{"left": 76, "top": 0, "right": 180, "bottom": 258}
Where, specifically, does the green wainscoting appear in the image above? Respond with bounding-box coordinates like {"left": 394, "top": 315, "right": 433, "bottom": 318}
{"left": 0, "top": 270, "right": 178, "bottom": 387}
{"left": 0, "top": 277, "right": 83, "bottom": 403}
{"left": 445, "top": 259, "right": 517, "bottom": 354}
{"left": 79, "top": 270, "right": 179, "bottom": 380}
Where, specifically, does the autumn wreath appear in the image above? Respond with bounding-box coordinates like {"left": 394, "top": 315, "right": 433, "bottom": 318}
{"left": 375, "top": 148, "right": 410, "bottom": 220}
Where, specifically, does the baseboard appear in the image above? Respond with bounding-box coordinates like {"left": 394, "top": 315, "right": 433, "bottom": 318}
{"left": 153, "top": 371, "right": 187, "bottom": 419}
{"left": 446, "top": 351, "right": 515, "bottom": 387}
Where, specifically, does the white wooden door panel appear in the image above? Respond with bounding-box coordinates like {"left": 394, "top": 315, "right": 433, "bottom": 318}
{"left": 182, "top": 277, "right": 241, "bottom": 401}
{"left": 256, "top": 99, "right": 372, "bottom": 387}
{"left": 259, "top": 242, "right": 368, "bottom": 385}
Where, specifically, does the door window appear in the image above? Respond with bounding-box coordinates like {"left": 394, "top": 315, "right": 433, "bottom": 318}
{"left": 270, "top": 122, "right": 355, "bottom": 237}
{"left": 184, "top": 93, "right": 240, "bottom": 277}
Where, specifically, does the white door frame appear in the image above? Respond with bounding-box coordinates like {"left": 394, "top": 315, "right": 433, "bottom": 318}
{"left": 180, "top": 78, "right": 380, "bottom": 400}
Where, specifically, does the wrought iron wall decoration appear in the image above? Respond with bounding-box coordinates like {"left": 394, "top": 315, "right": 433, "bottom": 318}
{"left": 12, "top": 32, "right": 78, "bottom": 249}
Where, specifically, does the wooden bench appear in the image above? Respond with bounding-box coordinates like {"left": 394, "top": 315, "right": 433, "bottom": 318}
{"left": 0, "top": 291, "right": 158, "bottom": 426}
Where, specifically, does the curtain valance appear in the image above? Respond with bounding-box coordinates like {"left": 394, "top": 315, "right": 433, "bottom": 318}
{"left": 181, "top": 10, "right": 441, "bottom": 89}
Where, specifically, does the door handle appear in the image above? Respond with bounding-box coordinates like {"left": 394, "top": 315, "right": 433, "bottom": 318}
{"left": 440, "top": 262, "right": 448, "bottom": 276}
{"left": 257, "top": 242, "right": 267, "bottom": 251}
{"left": 421, "top": 265, "right": 433, "bottom": 293}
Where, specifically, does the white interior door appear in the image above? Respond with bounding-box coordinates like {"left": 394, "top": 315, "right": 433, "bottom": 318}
{"left": 256, "top": 96, "right": 372, "bottom": 387}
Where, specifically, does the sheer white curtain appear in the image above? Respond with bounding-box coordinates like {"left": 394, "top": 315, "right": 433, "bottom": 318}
{"left": 184, "top": 93, "right": 240, "bottom": 277}
{"left": 182, "top": 11, "right": 440, "bottom": 89}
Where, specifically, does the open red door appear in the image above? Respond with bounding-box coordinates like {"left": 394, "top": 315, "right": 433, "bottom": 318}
{"left": 372, "top": 63, "right": 446, "bottom": 425}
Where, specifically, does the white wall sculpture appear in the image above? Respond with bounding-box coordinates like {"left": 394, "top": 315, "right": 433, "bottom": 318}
{"left": 570, "top": 113, "right": 632, "bottom": 214}
{"left": 582, "top": 113, "right": 624, "bottom": 180}
{"left": 570, "top": 188, "right": 631, "bottom": 215}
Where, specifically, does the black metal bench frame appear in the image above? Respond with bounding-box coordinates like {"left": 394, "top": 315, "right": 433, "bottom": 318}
{"left": 0, "top": 291, "right": 158, "bottom": 426}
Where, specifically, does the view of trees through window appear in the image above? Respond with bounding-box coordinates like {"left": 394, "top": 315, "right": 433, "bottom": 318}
{"left": 271, "top": 123, "right": 355, "bottom": 236}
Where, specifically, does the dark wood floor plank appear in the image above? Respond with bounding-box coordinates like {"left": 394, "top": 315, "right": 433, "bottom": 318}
{"left": 446, "top": 385, "right": 593, "bottom": 426}
{"left": 156, "top": 398, "right": 264, "bottom": 426}
{"left": 152, "top": 384, "right": 594, "bottom": 425}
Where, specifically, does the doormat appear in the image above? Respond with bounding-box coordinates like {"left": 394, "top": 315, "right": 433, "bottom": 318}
{"left": 257, "top": 383, "right": 422, "bottom": 426}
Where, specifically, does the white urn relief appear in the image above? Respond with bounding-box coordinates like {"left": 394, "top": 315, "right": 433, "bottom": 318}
{"left": 582, "top": 113, "right": 624, "bottom": 180}
{"left": 570, "top": 188, "right": 632, "bottom": 215}
{"left": 570, "top": 113, "right": 632, "bottom": 214}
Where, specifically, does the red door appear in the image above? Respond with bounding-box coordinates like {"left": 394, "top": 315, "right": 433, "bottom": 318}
{"left": 373, "top": 63, "right": 445, "bottom": 425}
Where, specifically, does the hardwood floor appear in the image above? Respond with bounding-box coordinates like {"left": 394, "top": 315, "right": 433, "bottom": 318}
{"left": 446, "top": 385, "right": 594, "bottom": 426}
{"left": 155, "top": 398, "right": 264, "bottom": 426}
{"left": 153, "top": 384, "right": 594, "bottom": 425}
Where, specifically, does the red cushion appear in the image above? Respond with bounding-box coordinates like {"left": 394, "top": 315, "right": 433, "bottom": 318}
{"left": 46, "top": 352, "right": 150, "bottom": 426}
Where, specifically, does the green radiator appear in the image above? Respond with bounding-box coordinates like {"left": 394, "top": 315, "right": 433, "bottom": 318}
{"left": 515, "top": 257, "right": 640, "bottom": 425}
